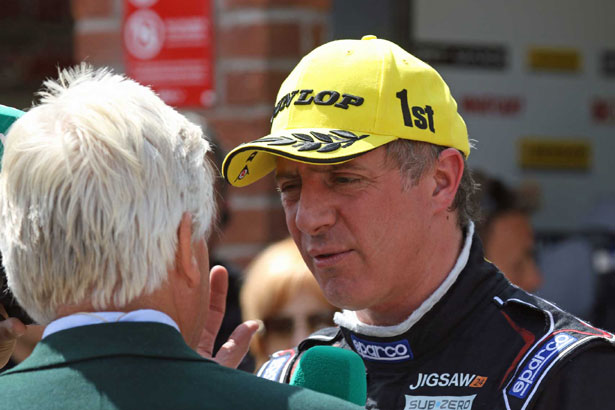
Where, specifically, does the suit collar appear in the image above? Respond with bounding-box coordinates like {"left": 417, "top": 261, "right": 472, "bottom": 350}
{"left": 42, "top": 309, "right": 180, "bottom": 339}
{"left": 2, "top": 322, "right": 212, "bottom": 375}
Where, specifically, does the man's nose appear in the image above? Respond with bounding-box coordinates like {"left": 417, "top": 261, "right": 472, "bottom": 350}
{"left": 294, "top": 182, "right": 335, "bottom": 236}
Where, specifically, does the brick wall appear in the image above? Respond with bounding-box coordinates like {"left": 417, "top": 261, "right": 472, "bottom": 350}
{"left": 0, "top": 0, "right": 74, "bottom": 108}
{"left": 208, "top": 0, "right": 331, "bottom": 267}
{"left": 71, "top": 0, "right": 333, "bottom": 268}
{"left": 72, "top": 0, "right": 123, "bottom": 72}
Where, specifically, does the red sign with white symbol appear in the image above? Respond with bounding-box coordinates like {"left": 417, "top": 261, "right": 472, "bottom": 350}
{"left": 123, "top": 0, "right": 215, "bottom": 107}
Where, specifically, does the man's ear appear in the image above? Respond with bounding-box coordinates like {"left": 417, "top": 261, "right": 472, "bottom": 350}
{"left": 431, "top": 148, "right": 464, "bottom": 212}
{"left": 176, "top": 212, "right": 200, "bottom": 288}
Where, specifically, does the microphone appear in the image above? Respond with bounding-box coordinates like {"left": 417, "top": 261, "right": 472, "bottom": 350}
{"left": 0, "top": 105, "right": 25, "bottom": 167}
{"left": 289, "top": 345, "right": 367, "bottom": 406}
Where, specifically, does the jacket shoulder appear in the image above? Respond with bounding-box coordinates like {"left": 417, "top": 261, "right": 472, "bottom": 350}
{"left": 494, "top": 293, "right": 615, "bottom": 410}
{"left": 257, "top": 326, "right": 343, "bottom": 383}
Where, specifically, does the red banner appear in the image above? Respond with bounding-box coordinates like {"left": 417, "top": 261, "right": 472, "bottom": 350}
{"left": 123, "top": 0, "right": 215, "bottom": 107}
{"left": 592, "top": 98, "right": 615, "bottom": 124}
{"left": 461, "top": 95, "right": 523, "bottom": 116}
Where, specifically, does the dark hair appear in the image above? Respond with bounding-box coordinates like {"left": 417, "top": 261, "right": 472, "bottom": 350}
{"left": 181, "top": 111, "right": 230, "bottom": 230}
{"left": 384, "top": 139, "right": 480, "bottom": 230}
{"left": 471, "top": 170, "right": 535, "bottom": 241}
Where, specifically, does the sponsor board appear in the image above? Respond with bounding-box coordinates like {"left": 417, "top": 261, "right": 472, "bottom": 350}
{"left": 461, "top": 95, "right": 523, "bottom": 116}
{"left": 528, "top": 47, "right": 580, "bottom": 72}
{"left": 350, "top": 335, "right": 413, "bottom": 363}
{"left": 602, "top": 50, "right": 615, "bottom": 76}
{"left": 519, "top": 138, "right": 591, "bottom": 170}
{"left": 404, "top": 394, "right": 477, "bottom": 410}
{"left": 508, "top": 333, "right": 577, "bottom": 399}
{"left": 413, "top": 42, "right": 507, "bottom": 69}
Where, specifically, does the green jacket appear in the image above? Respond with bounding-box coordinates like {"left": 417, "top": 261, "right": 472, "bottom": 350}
{"left": 0, "top": 322, "right": 362, "bottom": 410}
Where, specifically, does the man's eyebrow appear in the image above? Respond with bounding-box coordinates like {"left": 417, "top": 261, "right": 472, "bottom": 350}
{"left": 274, "top": 169, "right": 298, "bottom": 181}
{"left": 329, "top": 161, "right": 367, "bottom": 171}
{"left": 274, "top": 160, "right": 368, "bottom": 181}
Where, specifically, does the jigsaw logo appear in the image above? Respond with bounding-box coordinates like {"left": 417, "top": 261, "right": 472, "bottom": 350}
{"left": 409, "top": 373, "right": 487, "bottom": 390}
{"left": 508, "top": 333, "right": 577, "bottom": 399}
{"left": 351, "top": 335, "right": 413, "bottom": 362}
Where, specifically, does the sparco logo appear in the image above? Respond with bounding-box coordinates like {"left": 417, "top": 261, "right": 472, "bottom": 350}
{"left": 508, "top": 333, "right": 577, "bottom": 399}
{"left": 350, "top": 335, "right": 412, "bottom": 362}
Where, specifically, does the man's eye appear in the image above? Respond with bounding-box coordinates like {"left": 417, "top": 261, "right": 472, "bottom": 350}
{"left": 334, "top": 175, "right": 359, "bottom": 184}
{"left": 277, "top": 183, "right": 300, "bottom": 193}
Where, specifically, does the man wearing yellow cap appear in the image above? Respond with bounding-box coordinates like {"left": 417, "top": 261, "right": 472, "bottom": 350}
{"left": 223, "top": 36, "right": 615, "bottom": 409}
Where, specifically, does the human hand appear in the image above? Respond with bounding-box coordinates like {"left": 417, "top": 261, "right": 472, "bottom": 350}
{"left": 196, "top": 265, "right": 259, "bottom": 368}
{"left": 0, "top": 304, "right": 26, "bottom": 368}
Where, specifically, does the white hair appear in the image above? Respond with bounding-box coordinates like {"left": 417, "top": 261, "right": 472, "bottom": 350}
{"left": 0, "top": 64, "right": 216, "bottom": 324}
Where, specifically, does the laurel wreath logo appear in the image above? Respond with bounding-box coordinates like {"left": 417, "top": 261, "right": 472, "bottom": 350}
{"left": 252, "top": 130, "right": 369, "bottom": 153}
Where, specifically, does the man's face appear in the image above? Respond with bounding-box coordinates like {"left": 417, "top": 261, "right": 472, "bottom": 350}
{"left": 485, "top": 211, "right": 542, "bottom": 292}
{"left": 275, "top": 147, "right": 435, "bottom": 318}
{"left": 262, "top": 289, "right": 336, "bottom": 357}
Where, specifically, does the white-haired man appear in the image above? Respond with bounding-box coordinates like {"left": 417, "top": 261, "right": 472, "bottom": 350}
{"left": 0, "top": 104, "right": 28, "bottom": 369}
{"left": 0, "top": 65, "right": 361, "bottom": 410}
{"left": 222, "top": 36, "right": 615, "bottom": 409}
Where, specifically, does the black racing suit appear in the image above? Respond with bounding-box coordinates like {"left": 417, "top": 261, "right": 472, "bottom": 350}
{"left": 258, "top": 232, "right": 615, "bottom": 410}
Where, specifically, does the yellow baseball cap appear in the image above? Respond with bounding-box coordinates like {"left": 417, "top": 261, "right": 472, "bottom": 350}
{"left": 222, "top": 35, "right": 469, "bottom": 187}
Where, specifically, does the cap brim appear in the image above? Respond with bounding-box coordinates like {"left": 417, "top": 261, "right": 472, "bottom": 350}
{"left": 222, "top": 128, "right": 397, "bottom": 187}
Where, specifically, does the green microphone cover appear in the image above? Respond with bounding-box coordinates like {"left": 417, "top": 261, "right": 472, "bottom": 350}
{"left": 290, "top": 345, "right": 367, "bottom": 406}
{"left": 0, "top": 104, "right": 25, "bottom": 168}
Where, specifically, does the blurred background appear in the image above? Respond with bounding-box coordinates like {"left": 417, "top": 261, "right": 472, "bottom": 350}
{"left": 1, "top": 0, "right": 614, "bottom": 329}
